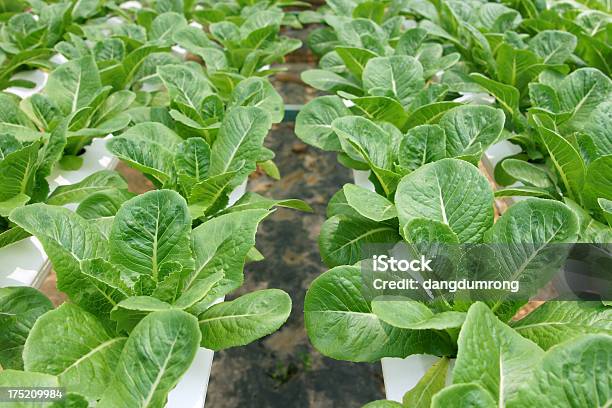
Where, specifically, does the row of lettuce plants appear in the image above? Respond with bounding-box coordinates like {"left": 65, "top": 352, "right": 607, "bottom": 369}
{"left": 294, "top": 0, "right": 612, "bottom": 406}
{"left": 0, "top": 0, "right": 312, "bottom": 406}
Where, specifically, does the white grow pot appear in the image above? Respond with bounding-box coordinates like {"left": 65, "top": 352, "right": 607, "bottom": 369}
{"left": 382, "top": 356, "right": 455, "bottom": 402}
{"left": 353, "top": 169, "right": 376, "bottom": 190}
{"left": 166, "top": 179, "right": 247, "bottom": 408}
{"left": 5, "top": 69, "right": 48, "bottom": 99}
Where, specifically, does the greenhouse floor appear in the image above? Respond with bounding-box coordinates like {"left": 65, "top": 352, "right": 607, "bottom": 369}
{"left": 206, "top": 123, "right": 384, "bottom": 407}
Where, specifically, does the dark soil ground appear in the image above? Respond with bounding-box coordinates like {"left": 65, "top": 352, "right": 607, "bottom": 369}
{"left": 203, "top": 122, "right": 385, "bottom": 408}
{"left": 204, "top": 59, "right": 385, "bottom": 407}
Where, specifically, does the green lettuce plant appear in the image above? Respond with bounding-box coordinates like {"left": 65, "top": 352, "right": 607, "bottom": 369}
{"left": 106, "top": 105, "right": 311, "bottom": 221}
{"left": 303, "top": 158, "right": 611, "bottom": 361}
{"left": 156, "top": 62, "right": 285, "bottom": 131}
{"left": 0, "top": 287, "right": 211, "bottom": 406}
{"left": 172, "top": 8, "right": 302, "bottom": 78}
{"left": 298, "top": 3, "right": 612, "bottom": 406}
{"left": 492, "top": 68, "right": 612, "bottom": 241}
{"left": 1, "top": 55, "right": 134, "bottom": 162}
{"left": 2, "top": 188, "right": 293, "bottom": 403}
{"left": 296, "top": 104, "right": 505, "bottom": 191}
{"left": 53, "top": 33, "right": 169, "bottom": 92}
{"left": 0, "top": 111, "right": 130, "bottom": 248}
{"left": 0, "top": 0, "right": 130, "bottom": 91}
{"left": 299, "top": 0, "right": 416, "bottom": 44}
{"left": 518, "top": 0, "right": 611, "bottom": 76}
{"left": 191, "top": 0, "right": 308, "bottom": 28}
{"left": 0, "top": 3, "right": 68, "bottom": 90}
{"left": 362, "top": 302, "right": 612, "bottom": 408}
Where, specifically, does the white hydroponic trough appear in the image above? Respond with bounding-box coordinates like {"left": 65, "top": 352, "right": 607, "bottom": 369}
{"left": 1, "top": 60, "right": 248, "bottom": 408}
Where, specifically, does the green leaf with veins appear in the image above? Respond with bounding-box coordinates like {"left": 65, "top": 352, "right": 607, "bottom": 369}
{"left": 47, "top": 170, "right": 127, "bottom": 205}
{"left": 336, "top": 46, "right": 378, "bottom": 78}
{"left": 174, "top": 272, "right": 223, "bottom": 311}
{"left": 470, "top": 73, "right": 520, "bottom": 117}
{"left": 432, "top": 383, "right": 496, "bottom": 408}
{"left": 528, "top": 30, "right": 577, "bottom": 65}
{"left": 0, "top": 141, "right": 40, "bottom": 202}
{"left": 495, "top": 44, "right": 543, "bottom": 92}
{"left": 403, "top": 357, "right": 450, "bottom": 408}
{"left": 0, "top": 287, "right": 52, "bottom": 370}
{"left": 188, "top": 209, "right": 270, "bottom": 304}
{"left": 362, "top": 56, "right": 424, "bottom": 107}
{"left": 110, "top": 296, "right": 173, "bottom": 332}
{"left": 24, "top": 304, "right": 126, "bottom": 400}
{"left": 500, "top": 159, "right": 554, "bottom": 189}
{"left": 453, "top": 303, "right": 544, "bottom": 404}
{"left": 301, "top": 69, "right": 362, "bottom": 94}
{"left": 9, "top": 205, "right": 110, "bottom": 315}
{"left": 537, "top": 125, "right": 585, "bottom": 203}
{"left": 583, "top": 155, "right": 612, "bottom": 212}
{"left": 399, "top": 124, "right": 446, "bottom": 172}
{"left": 109, "top": 190, "right": 194, "bottom": 282}
{"left": 583, "top": 101, "right": 612, "bottom": 158}
{"left": 529, "top": 83, "right": 559, "bottom": 113}
{"left": 439, "top": 105, "right": 505, "bottom": 159}
{"left": 295, "top": 95, "right": 350, "bottom": 151}
{"left": 372, "top": 299, "right": 466, "bottom": 330}
{"left": 403, "top": 218, "right": 460, "bottom": 244}
{"left": 319, "top": 214, "right": 400, "bottom": 267}
{"left": 494, "top": 186, "right": 557, "bottom": 199}
{"left": 150, "top": 12, "right": 188, "bottom": 46}
{"left": 484, "top": 199, "right": 578, "bottom": 310}
{"left": 76, "top": 189, "right": 135, "bottom": 219}
{"left": 508, "top": 335, "right": 612, "bottom": 407}
{"left": 230, "top": 77, "right": 284, "bottom": 124}
{"left": 304, "top": 265, "right": 454, "bottom": 362}
{"left": 107, "top": 137, "right": 174, "bottom": 185}
{"left": 512, "top": 301, "right": 612, "bottom": 350}
{"left": 343, "top": 183, "right": 397, "bottom": 222}
{"left": 97, "top": 310, "right": 200, "bottom": 408}
{"left": 599, "top": 198, "right": 612, "bottom": 225}
{"left": 395, "top": 159, "right": 494, "bottom": 243}
{"left": 0, "top": 194, "right": 30, "bottom": 217}
{"left": 405, "top": 102, "right": 462, "bottom": 130}
{"left": 332, "top": 115, "right": 393, "bottom": 169}
{"left": 157, "top": 64, "right": 211, "bottom": 117}
{"left": 188, "top": 169, "right": 240, "bottom": 218}
{"left": 209, "top": 106, "right": 272, "bottom": 185}
{"left": 44, "top": 55, "right": 101, "bottom": 115}
{"left": 175, "top": 138, "right": 211, "bottom": 191}
{"left": 198, "top": 289, "right": 291, "bottom": 350}
{"left": 351, "top": 96, "right": 409, "bottom": 129}
{"left": 558, "top": 68, "right": 612, "bottom": 130}
{"left": 219, "top": 192, "right": 312, "bottom": 215}
{"left": 122, "top": 122, "right": 183, "bottom": 147}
